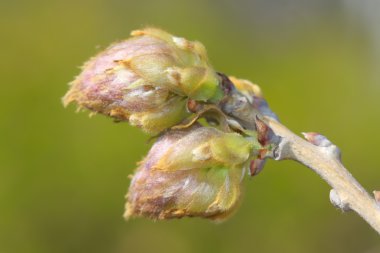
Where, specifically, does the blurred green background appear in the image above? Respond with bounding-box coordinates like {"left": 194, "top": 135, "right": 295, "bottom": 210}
{"left": 1, "top": 0, "right": 380, "bottom": 252}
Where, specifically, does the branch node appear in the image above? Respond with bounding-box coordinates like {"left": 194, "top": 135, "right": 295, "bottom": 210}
{"left": 273, "top": 138, "right": 290, "bottom": 160}
{"left": 302, "top": 132, "right": 341, "bottom": 160}
{"left": 264, "top": 117, "right": 380, "bottom": 233}
{"left": 330, "top": 189, "right": 351, "bottom": 212}
{"left": 302, "top": 132, "right": 330, "bottom": 147}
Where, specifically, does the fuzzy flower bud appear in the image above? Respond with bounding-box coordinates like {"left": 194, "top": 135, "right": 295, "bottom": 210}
{"left": 63, "top": 28, "right": 223, "bottom": 134}
{"left": 125, "top": 125, "right": 257, "bottom": 221}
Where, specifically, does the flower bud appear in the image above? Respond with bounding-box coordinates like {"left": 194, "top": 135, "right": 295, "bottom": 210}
{"left": 63, "top": 28, "right": 223, "bottom": 134}
{"left": 229, "top": 76, "right": 278, "bottom": 120}
{"left": 125, "top": 125, "right": 255, "bottom": 221}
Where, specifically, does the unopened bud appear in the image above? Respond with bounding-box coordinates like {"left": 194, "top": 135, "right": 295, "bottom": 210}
{"left": 229, "top": 76, "right": 263, "bottom": 101}
{"left": 249, "top": 158, "right": 266, "bottom": 176}
{"left": 125, "top": 125, "right": 254, "bottom": 221}
{"left": 302, "top": 132, "right": 332, "bottom": 147}
{"left": 63, "top": 27, "right": 223, "bottom": 134}
{"left": 229, "top": 76, "right": 278, "bottom": 120}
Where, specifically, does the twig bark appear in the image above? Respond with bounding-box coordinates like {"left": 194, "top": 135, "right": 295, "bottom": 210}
{"left": 264, "top": 116, "right": 380, "bottom": 234}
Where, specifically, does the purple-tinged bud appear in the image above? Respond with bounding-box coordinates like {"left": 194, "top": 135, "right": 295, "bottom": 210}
{"left": 249, "top": 159, "right": 266, "bottom": 176}
{"left": 229, "top": 76, "right": 278, "bottom": 120}
{"left": 254, "top": 115, "right": 280, "bottom": 147}
{"left": 125, "top": 125, "right": 255, "bottom": 221}
{"left": 302, "top": 132, "right": 332, "bottom": 147}
{"left": 302, "top": 132, "right": 341, "bottom": 160}
{"left": 63, "top": 28, "right": 224, "bottom": 134}
{"left": 229, "top": 76, "right": 263, "bottom": 100}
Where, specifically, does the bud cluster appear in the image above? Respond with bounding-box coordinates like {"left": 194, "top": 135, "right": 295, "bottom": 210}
{"left": 64, "top": 28, "right": 278, "bottom": 221}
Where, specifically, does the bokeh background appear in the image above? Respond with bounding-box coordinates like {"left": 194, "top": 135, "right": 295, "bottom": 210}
{"left": 1, "top": 0, "right": 380, "bottom": 252}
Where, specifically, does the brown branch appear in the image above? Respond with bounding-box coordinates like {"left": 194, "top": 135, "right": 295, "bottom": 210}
{"left": 264, "top": 116, "right": 380, "bottom": 234}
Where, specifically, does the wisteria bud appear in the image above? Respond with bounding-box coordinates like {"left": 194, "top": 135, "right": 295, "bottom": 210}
{"left": 63, "top": 27, "right": 281, "bottom": 222}
{"left": 125, "top": 125, "right": 257, "bottom": 221}
{"left": 229, "top": 76, "right": 278, "bottom": 120}
{"left": 63, "top": 27, "right": 223, "bottom": 134}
